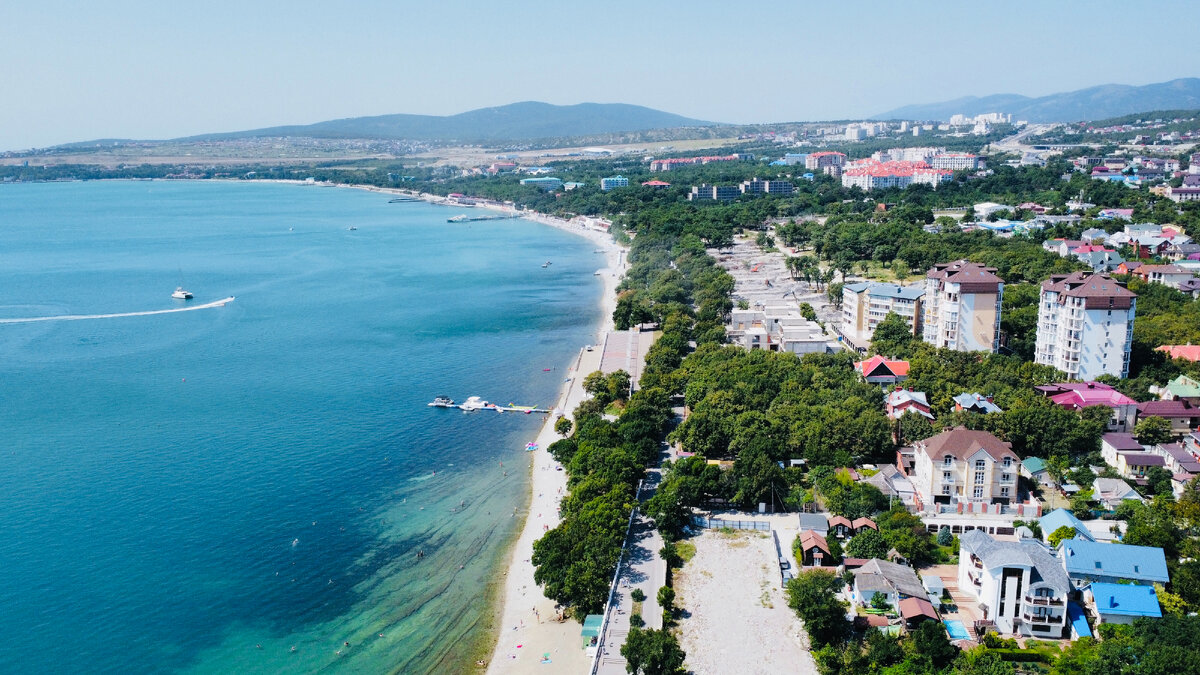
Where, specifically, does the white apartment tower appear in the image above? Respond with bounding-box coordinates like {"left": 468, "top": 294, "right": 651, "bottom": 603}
{"left": 923, "top": 260, "right": 1004, "bottom": 352}
{"left": 1035, "top": 271, "right": 1137, "bottom": 379}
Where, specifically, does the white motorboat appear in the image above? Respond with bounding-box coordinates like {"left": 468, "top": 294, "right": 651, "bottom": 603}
{"left": 428, "top": 396, "right": 456, "bottom": 408}
{"left": 458, "top": 396, "right": 494, "bottom": 411}
{"left": 172, "top": 287, "right": 193, "bottom": 300}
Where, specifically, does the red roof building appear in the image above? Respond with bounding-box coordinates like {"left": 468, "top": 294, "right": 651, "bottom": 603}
{"left": 856, "top": 356, "right": 910, "bottom": 384}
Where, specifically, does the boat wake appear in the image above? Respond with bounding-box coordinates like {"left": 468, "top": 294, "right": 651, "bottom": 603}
{"left": 0, "top": 297, "right": 236, "bottom": 324}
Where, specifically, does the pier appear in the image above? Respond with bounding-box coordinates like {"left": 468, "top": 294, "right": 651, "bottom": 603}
{"left": 447, "top": 214, "right": 516, "bottom": 223}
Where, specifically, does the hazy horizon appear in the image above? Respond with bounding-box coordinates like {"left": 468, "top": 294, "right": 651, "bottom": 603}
{"left": 3, "top": 0, "right": 1199, "bottom": 150}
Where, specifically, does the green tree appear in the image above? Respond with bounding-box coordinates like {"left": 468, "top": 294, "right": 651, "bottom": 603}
{"left": 786, "top": 569, "right": 850, "bottom": 648}
{"left": 555, "top": 416, "right": 573, "bottom": 437}
{"left": 954, "top": 648, "right": 1015, "bottom": 675}
{"left": 1047, "top": 524, "right": 1077, "bottom": 548}
{"left": 1135, "top": 415, "right": 1173, "bottom": 445}
{"left": 620, "top": 627, "right": 686, "bottom": 675}
{"left": 845, "top": 529, "right": 889, "bottom": 559}
{"left": 937, "top": 525, "right": 953, "bottom": 547}
{"left": 1070, "top": 487, "right": 1095, "bottom": 520}
{"left": 870, "top": 311, "right": 917, "bottom": 358}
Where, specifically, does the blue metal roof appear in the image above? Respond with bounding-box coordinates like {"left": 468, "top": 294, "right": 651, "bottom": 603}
{"left": 1039, "top": 508, "right": 1094, "bottom": 542}
{"left": 1021, "top": 456, "right": 1047, "bottom": 474}
{"left": 1061, "top": 540, "right": 1168, "bottom": 582}
{"left": 1067, "top": 602, "right": 1092, "bottom": 638}
{"left": 1090, "top": 583, "right": 1162, "bottom": 618}
{"left": 864, "top": 282, "right": 924, "bottom": 300}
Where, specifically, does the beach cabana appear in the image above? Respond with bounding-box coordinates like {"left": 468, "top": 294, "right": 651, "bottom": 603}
{"left": 581, "top": 614, "right": 603, "bottom": 649}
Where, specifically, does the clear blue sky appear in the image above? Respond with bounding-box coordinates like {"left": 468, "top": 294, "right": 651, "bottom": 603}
{"left": 2, "top": 0, "right": 1197, "bottom": 150}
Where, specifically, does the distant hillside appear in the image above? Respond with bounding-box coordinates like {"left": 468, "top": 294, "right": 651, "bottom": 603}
{"left": 180, "top": 102, "right": 715, "bottom": 143}
{"left": 873, "top": 77, "right": 1200, "bottom": 123}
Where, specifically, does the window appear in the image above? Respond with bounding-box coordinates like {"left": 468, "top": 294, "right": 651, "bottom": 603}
{"left": 974, "top": 471, "right": 985, "bottom": 485}
{"left": 1001, "top": 473, "right": 1012, "bottom": 483}
{"left": 973, "top": 486, "right": 984, "bottom": 499}
{"left": 942, "top": 485, "right": 951, "bottom": 496}
{"left": 1002, "top": 457, "right": 1012, "bottom": 468}
{"left": 944, "top": 456, "right": 954, "bottom": 466}
{"left": 975, "top": 459, "right": 986, "bottom": 470}
{"left": 1000, "top": 487, "right": 1009, "bottom": 497}
{"left": 943, "top": 471, "right": 952, "bottom": 480}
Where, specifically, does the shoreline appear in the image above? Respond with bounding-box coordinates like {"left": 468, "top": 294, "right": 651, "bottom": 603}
{"left": 328, "top": 180, "right": 628, "bottom": 672}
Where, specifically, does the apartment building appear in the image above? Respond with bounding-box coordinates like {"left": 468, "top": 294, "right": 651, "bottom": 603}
{"left": 740, "top": 177, "right": 794, "bottom": 195}
{"left": 909, "top": 427, "right": 1021, "bottom": 507}
{"left": 1034, "top": 272, "right": 1137, "bottom": 379}
{"left": 922, "top": 260, "right": 1004, "bottom": 352}
{"left": 687, "top": 184, "right": 740, "bottom": 202}
{"left": 805, "top": 151, "right": 846, "bottom": 174}
{"left": 841, "top": 282, "right": 924, "bottom": 345}
{"left": 930, "top": 153, "right": 986, "bottom": 171}
{"left": 727, "top": 306, "right": 829, "bottom": 355}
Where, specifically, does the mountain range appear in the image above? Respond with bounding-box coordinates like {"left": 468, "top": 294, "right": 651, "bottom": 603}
{"left": 180, "top": 102, "right": 714, "bottom": 144}
{"left": 873, "top": 77, "right": 1200, "bottom": 123}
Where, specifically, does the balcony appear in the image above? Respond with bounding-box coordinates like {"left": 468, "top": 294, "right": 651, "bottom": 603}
{"left": 1021, "top": 612, "right": 1060, "bottom": 624}
{"left": 1023, "top": 595, "right": 1064, "bottom": 607}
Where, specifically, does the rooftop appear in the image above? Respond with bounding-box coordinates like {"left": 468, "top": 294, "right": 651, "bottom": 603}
{"left": 1157, "top": 345, "right": 1200, "bottom": 362}
{"left": 1060, "top": 539, "right": 1169, "bottom": 582}
{"left": 1103, "top": 432, "right": 1143, "bottom": 452}
{"left": 854, "top": 558, "right": 927, "bottom": 599}
{"left": 953, "top": 392, "right": 1003, "bottom": 414}
{"left": 916, "top": 427, "right": 1017, "bottom": 463}
{"left": 1090, "top": 583, "right": 1162, "bottom": 618}
{"left": 1039, "top": 508, "right": 1095, "bottom": 542}
{"left": 960, "top": 530, "right": 1069, "bottom": 589}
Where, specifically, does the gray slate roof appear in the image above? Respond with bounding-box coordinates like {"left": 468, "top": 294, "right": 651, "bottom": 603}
{"left": 959, "top": 530, "right": 1069, "bottom": 591}
{"left": 854, "top": 558, "right": 926, "bottom": 598}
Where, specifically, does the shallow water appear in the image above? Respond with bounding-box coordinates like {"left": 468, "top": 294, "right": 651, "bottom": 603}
{"left": 0, "top": 180, "right": 603, "bottom": 673}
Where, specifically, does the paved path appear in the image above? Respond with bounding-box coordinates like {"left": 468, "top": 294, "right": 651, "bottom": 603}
{"left": 595, "top": 467, "right": 666, "bottom": 675}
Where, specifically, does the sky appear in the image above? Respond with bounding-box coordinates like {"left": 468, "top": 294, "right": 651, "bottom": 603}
{"left": 2, "top": 0, "right": 1198, "bottom": 150}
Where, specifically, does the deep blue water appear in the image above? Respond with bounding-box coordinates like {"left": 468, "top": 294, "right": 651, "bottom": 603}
{"left": 0, "top": 181, "right": 603, "bottom": 673}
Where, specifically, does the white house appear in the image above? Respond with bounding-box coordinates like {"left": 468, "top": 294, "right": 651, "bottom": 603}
{"left": 958, "top": 530, "right": 1070, "bottom": 638}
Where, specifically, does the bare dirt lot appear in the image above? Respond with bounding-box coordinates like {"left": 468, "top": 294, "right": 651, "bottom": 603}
{"left": 673, "top": 530, "right": 818, "bottom": 675}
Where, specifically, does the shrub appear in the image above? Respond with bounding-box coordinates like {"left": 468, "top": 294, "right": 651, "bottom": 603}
{"left": 631, "top": 588, "right": 646, "bottom": 602}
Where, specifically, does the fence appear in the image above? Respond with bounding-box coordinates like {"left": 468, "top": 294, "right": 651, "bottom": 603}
{"left": 692, "top": 516, "right": 771, "bottom": 531}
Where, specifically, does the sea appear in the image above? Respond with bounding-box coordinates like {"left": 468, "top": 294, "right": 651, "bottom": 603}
{"left": 0, "top": 180, "right": 604, "bottom": 674}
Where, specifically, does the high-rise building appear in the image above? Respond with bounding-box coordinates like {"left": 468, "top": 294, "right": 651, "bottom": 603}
{"left": 1035, "top": 271, "right": 1137, "bottom": 379}
{"left": 599, "top": 175, "right": 629, "bottom": 191}
{"left": 923, "top": 260, "right": 1005, "bottom": 352}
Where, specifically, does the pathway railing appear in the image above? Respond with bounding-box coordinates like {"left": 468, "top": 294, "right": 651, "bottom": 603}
{"left": 588, "top": 478, "right": 644, "bottom": 675}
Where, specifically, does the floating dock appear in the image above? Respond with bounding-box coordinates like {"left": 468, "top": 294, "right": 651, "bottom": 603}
{"left": 388, "top": 196, "right": 420, "bottom": 203}
{"left": 429, "top": 396, "right": 553, "bottom": 414}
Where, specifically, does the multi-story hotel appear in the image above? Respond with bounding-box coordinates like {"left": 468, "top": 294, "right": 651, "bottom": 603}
{"left": 922, "top": 260, "right": 1004, "bottom": 352}
{"left": 908, "top": 427, "right": 1021, "bottom": 507}
{"left": 1034, "top": 271, "right": 1137, "bottom": 379}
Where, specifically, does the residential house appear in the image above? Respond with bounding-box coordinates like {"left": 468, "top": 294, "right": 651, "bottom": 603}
{"left": 1150, "top": 442, "right": 1200, "bottom": 476}
{"left": 1116, "top": 452, "right": 1167, "bottom": 480}
{"left": 922, "top": 260, "right": 1004, "bottom": 352}
{"left": 1079, "top": 227, "right": 1110, "bottom": 244}
{"left": 886, "top": 388, "right": 934, "bottom": 420}
{"left": 1114, "top": 260, "right": 1143, "bottom": 276}
{"left": 1034, "top": 272, "right": 1137, "bottom": 380}
{"left": 1021, "top": 457, "right": 1054, "bottom": 487}
{"left": 1156, "top": 347, "right": 1200, "bottom": 364}
{"left": 863, "top": 466, "right": 917, "bottom": 508}
{"left": 1058, "top": 539, "right": 1169, "bottom": 589}
{"left": 1071, "top": 245, "right": 1124, "bottom": 273}
{"left": 1179, "top": 278, "right": 1200, "bottom": 299}
{"left": 852, "top": 558, "right": 927, "bottom": 609}
{"left": 1038, "top": 508, "right": 1095, "bottom": 542}
{"left": 958, "top": 530, "right": 1071, "bottom": 638}
{"left": 1091, "top": 477, "right": 1144, "bottom": 511}
{"left": 852, "top": 517, "right": 878, "bottom": 535}
{"left": 1042, "top": 239, "right": 1086, "bottom": 257}
{"left": 1037, "top": 383, "right": 1138, "bottom": 432}
{"left": 855, "top": 355, "right": 910, "bottom": 385}
{"left": 797, "top": 513, "right": 830, "bottom": 537}
{"left": 797, "top": 529, "right": 835, "bottom": 567}
{"left": 829, "top": 515, "right": 854, "bottom": 538}
{"left": 1086, "top": 583, "right": 1161, "bottom": 625}
{"left": 953, "top": 393, "right": 1003, "bottom": 414}
{"left": 842, "top": 282, "right": 925, "bottom": 345}
{"left": 909, "top": 427, "right": 1021, "bottom": 507}
{"left": 1155, "top": 374, "right": 1200, "bottom": 408}
{"left": 1131, "top": 264, "right": 1196, "bottom": 290}
{"left": 1167, "top": 242, "right": 1200, "bottom": 262}
{"left": 1101, "top": 432, "right": 1145, "bottom": 466}
{"left": 1137, "top": 399, "right": 1200, "bottom": 437}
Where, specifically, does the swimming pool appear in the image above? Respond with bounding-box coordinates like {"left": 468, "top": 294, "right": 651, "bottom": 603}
{"left": 944, "top": 619, "right": 969, "bottom": 640}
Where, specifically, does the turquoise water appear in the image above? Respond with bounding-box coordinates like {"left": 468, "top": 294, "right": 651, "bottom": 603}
{"left": 944, "top": 620, "right": 968, "bottom": 640}
{"left": 0, "top": 181, "right": 603, "bottom": 673}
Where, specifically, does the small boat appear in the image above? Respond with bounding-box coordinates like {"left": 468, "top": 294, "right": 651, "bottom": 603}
{"left": 348, "top": 226, "right": 358, "bottom": 231}
{"left": 172, "top": 287, "right": 193, "bottom": 300}
{"left": 427, "top": 396, "right": 456, "bottom": 408}
{"left": 542, "top": 261, "right": 552, "bottom": 268}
